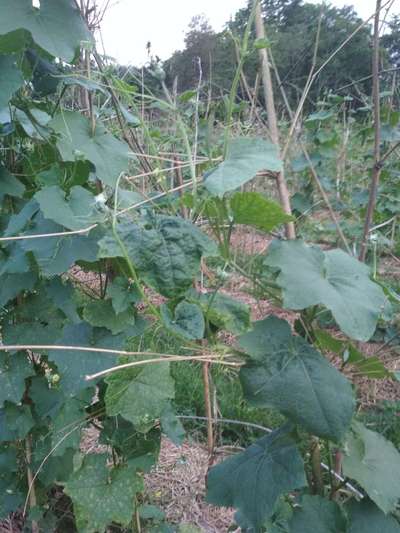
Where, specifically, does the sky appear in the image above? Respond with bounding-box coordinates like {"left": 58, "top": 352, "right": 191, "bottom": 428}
{"left": 99, "top": 0, "right": 398, "bottom": 66}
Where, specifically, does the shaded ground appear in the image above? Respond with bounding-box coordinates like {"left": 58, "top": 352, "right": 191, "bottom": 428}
{"left": 145, "top": 439, "right": 235, "bottom": 532}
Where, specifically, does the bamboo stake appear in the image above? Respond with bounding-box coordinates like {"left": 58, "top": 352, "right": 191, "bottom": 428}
{"left": 254, "top": 1, "right": 295, "bottom": 239}
{"left": 359, "top": 0, "right": 382, "bottom": 262}
{"left": 202, "top": 361, "right": 214, "bottom": 457}
{"left": 25, "top": 438, "right": 39, "bottom": 533}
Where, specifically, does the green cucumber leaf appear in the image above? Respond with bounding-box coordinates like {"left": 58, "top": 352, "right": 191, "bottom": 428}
{"left": 265, "top": 240, "right": 386, "bottom": 341}
{"left": 160, "top": 403, "right": 185, "bottom": 446}
{"left": 206, "top": 424, "right": 306, "bottom": 530}
{"left": 45, "top": 278, "right": 80, "bottom": 324}
{"left": 0, "top": 165, "right": 25, "bottom": 201}
{"left": 50, "top": 111, "right": 130, "bottom": 188}
{"left": 0, "top": 272, "right": 36, "bottom": 307}
{"left": 35, "top": 185, "right": 104, "bottom": 230}
{"left": 186, "top": 289, "right": 250, "bottom": 334}
{"left": 343, "top": 421, "right": 400, "bottom": 514}
{"left": 240, "top": 316, "right": 355, "bottom": 441}
{"left": 99, "top": 418, "right": 161, "bottom": 468}
{"left": 0, "top": 0, "right": 92, "bottom": 62}
{"left": 105, "top": 361, "right": 175, "bottom": 432}
{"left": 64, "top": 454, "right": 143, "bottom": 533}
{"left": 205, "top": 137, "right": 282, "bottom": 196}
{"left": 48, "top": 321, "right": 146, "bottom": 397}
{"left": 0, "top": 55, "right": 24, "bottom": 110}
{"left": 106, "top": 276, "right": 141, "bottom": 314}
{"left": 0, "top": 352, "right": 34, "bottom": 407}
{"left": 0, "top": 403, "right": 34, "bottom": 440}
{"left": 20, "top": 215, "right": 100, "bottom": 276}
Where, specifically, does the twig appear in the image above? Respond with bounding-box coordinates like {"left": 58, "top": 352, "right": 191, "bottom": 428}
{"left": 178, "top": 415, "right": 272, "bottom": 433}
{"left": 117, "top": 175, "right": 203, "bottom": 216}
{"left": 298, "top": 141, "right": 352, "bottom": 254}
{"left": 0, "top": 344, "right": 211, "bottom": 358}
{"left": 379, "top": 140, "right": 400, "bottom": 166}
{"left": 85, "top": 354, "right": 240, "bottom": 381}
{"left": 0, "top": 224, "right": 97, "bottom": 243}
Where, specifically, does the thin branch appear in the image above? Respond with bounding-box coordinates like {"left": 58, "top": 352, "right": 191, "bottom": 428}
{"left": 379, "top": 140, "right": 400, "bottom": 165}
{"left": 0, "top": 344, "right": 212, "bottom": 358}
{"left": 178, "top": 415, "right": 272, "bottom": 433}
{"left": 117, "top": 175, "right": 203, "bottom": 215}
{"left": 298, "top": 140, "right": 352, "bottom": 254}
{"left": 0, "top": 224, "right": 97, "bottom": 243}
{"left": 85, "top": 354, "right": 241, "bottom": 381}
{"left": 335, "top": 66, "right": 400, "bottom": 92}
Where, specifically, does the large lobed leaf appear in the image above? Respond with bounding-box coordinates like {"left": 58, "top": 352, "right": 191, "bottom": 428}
{"left": 265, "top": 240, "right": 386, "bottom": 341}
{"left": 64, "top": 454, "right": 142, "bottom": 533}
{"left": 99, "top": 215, "right": 217, "bottom": 298}
{"left": 105, "top": 362, "right": 175, "bottom": 432}
{"left": 204, "top": 137, "right": 282, "bottom": 196}
{"left": 343, "top": 421, "right": 400, "bottom": 514}
{"left": 0, "top": 353, "right": 34, "bottom": 408}
{"left": 239, "top": 316, "right": 355, "bottom": 441}
{"left": 50, "top": 111, "right": 130, "bottom": 188}
{"left": 206, "top": 424, "right": 306, "bottom": 530}
{"left": 34, "top": 185, "right": 105, "bottom": 231}
{"left": 0, "top": 0, "right": 91, "bottom": 62}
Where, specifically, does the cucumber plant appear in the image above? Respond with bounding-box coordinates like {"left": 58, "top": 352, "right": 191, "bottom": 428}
{"left": 0, "top": 1, "right": 400, "bottom": 532}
